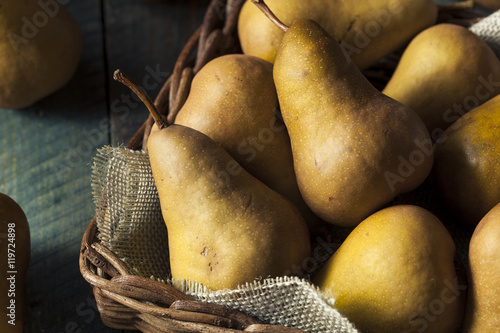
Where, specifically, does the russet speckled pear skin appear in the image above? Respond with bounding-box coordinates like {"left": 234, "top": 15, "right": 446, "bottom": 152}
{"left": 432, "top": 94, "right": 500, "bottom": 227}
{"left": 174, "top": 54, "right": 321, "bottom": 232}
{"left": 383, "top": 23, "right": 500, "bottom": 139}
{"left": 313, "top": 205, "right": 465, "bottom": 333}
{"left": 147, "top": 124, "right": 311, "bottom": 291}
{"left": 0, "top": 0, "right": 82, "bottom": 109}
{"left": 238, "top": 0, "right": 437, "bottom": 69}
{"left": 273, "top": 19, "right": 433, "bottom": 227}
{"left": 463, "top": 203, "right": 500, "bottom": 332}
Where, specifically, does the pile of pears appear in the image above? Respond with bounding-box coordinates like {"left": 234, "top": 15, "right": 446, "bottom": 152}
{"left": 117, "top": 0, "right": 500, "bottom": 332}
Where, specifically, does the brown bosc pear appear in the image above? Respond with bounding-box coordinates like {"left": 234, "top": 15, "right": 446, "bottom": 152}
{"left": 113, "top": 70, "right": 311, "bottom": 291}
{"left": 431, "top": 93, "right": 500, "bottom": 227}
{"left": 383, "top": 23, "right": 500, "bottom": 140}
{"left": 463, "top": 203, "right": 500, "bottom": 332}
{"left": 312, "top": 205, "right": 465, "bottom": 333}
{"left": 0, "top": 193, "right": 30, "bottom": 333}
{"left": 174, "top": 54, "right": 323, "bottom": 234}
{"left": 239, "top": 0, "right": 437, "bottom": 69}
{"left": 252, "top": 0, "right": 433, "bottom": 227}
{"left": 0, "top": 0, "right": 82, "bottom": 109}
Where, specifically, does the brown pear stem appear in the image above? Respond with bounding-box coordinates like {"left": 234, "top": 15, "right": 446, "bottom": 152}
{"left": 113, "top": 69, "right": 168, "bottom": 129}
{"left": 251, "top": 0, "right": 289, "bottom": 32}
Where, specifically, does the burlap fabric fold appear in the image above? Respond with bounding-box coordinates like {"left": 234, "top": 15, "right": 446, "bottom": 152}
{"left": 91, "top": 146, "right": 359, "bottom": 333}
{"left": 469, "top": 10, "right": 500, "bottom": 57}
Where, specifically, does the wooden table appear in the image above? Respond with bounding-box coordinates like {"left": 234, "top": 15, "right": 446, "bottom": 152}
{"left": 0, "top": 0, "right": 491, "bottom": 332}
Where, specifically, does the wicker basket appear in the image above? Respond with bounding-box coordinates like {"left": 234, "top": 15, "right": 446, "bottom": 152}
{"left": 79, "top": 1, "right": 484, "bottom": 332}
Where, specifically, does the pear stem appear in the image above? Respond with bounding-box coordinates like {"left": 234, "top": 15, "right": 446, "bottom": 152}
{"left": 113, "top": 69, "right": 168, "bottom": 129}
{"left": 251, "top": 0, "right": 289, "bottom": 32}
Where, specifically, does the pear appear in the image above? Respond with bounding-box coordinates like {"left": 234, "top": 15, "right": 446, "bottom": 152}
{"left": 238, "top": 0, "right": 437, "bottom": 69}
{"left": 253, "top": 0, "right": 433, "bottom": 227}
{"left": 383, "top": 23, "right": 500, "bottom": 140}
{"left": 463, "top": 202, "right": 500, "bottom": 332}
{"left": 0, "top": 193, "right": 30, "bottom": 333}
{"left": 0, "top": 0, "right": 82, "bottom": 109}
{"left": 313, "top": 205, "right": 466, "bottom": 333}
{"left": 431, "top": 93, "right": 500, "bottom": 227}
{"left": 174, "top": 54, "right": 322, "bottom": 233}
{"left": 114, "top": 70, "right": 311, "bottom": 291}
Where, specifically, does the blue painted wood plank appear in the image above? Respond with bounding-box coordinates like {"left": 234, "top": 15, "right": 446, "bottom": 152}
{"left": 104, "top": 0, "right": 211, "bottom": 146}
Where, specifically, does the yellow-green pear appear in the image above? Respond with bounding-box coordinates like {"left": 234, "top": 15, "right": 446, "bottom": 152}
{"left": 239, "top": 0, "right": 437, "bottom": 69}
{"left": 463, "top": 202, "right": 500, "bottom": 332}
{"left": 174, "top": 54, "right": 322, "bottom": 233}
{"left": 0, "top": 193, "right": 30, "bottom": 333}
{"left": 0, "top": 0, "right": 82, "bottom": 109}
{"left": 313, "top": 205, "right": 466, "bottom": 333}
{"left": 254, "top": 1, "right": 433, "bottom": 227}
{"left": 114, "top": 70, "right": 311, "bottom": 291}
{"left": 432, "top": 93, "right": 500, "bottom": 227}
{"left": 383, "top": 23, "right": 500, "bottom": 140}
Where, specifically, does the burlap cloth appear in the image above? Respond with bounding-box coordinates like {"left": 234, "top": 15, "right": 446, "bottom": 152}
{"left": 91, "top": 12, "right": 500, "bottom": 333}
{"left": 92, "top": 146, "right": 358, "bottom": 333}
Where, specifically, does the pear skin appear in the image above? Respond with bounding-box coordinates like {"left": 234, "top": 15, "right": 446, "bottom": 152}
{"left": 148, "top": 124, "right": 311, "bottom": 290}
{"left": 272, "top": 17, "right": 433, "bottom": 227}
{"left": 313, "top": 205, "right": 465, "bottom": 333}
{"left": 0, "top": 193, "right": 30, "bottom": 333}
{"left": 0, "top": 0, "right": 82, "bottom": 109}
{"left": 174, "top": 54, "right": 322, "bottom": 232}
{"left": 239, "top": 0, "right": 437, "bottom": 69}
{"left": 463, "top": 203, "right": 500, "bottom": 332}
{"left": 432, "top": 93, "right": 500, "bottom": 227}
{"left": 383, "top": 23, "right": 500, "bottom": 140}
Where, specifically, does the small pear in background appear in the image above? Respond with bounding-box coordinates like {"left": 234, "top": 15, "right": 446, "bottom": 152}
{"left": 0, "top": 193, "right": 30, "bottom": 333}
{"left": 115, "top": 70, "right": 311, "bottom": 291}
{"left": 462, "top": 203, "right": 500, "bottom": 332}
{"left": 253, "top": 0, "right": 433, "bottom": 227}
{"left": 313, "top": 205, "right": 466, "bottom": 333}
{"left": 0, "top": 0, "right": 82, "bottom": 109}
{"left": 432, "top": 92, "right": 500, "bottom": 227}
{"left": 383, "top": 23, "right": 500, "bottom": 140}
{"left": 238, "top": 0, "right": 437, "bottom": 69}
{"left": 174, "top": 54, "right": 322, "bottom": 234}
